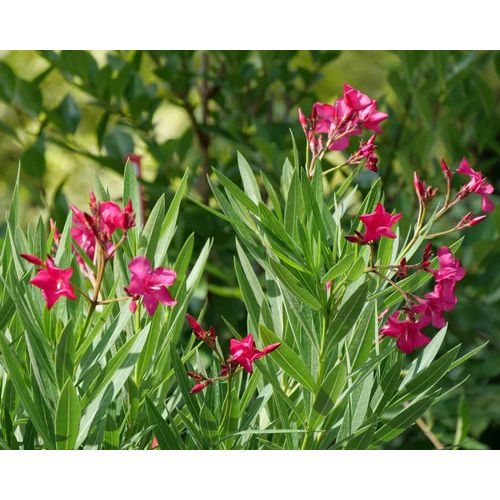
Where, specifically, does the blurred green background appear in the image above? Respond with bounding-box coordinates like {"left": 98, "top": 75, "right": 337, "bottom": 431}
{"left": 1, "top": 50, "right": 499, "bottom": 449}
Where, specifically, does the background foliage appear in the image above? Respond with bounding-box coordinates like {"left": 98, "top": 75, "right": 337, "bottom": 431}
{"left": 0, "top": 50, "right": 499, "bottom": 448}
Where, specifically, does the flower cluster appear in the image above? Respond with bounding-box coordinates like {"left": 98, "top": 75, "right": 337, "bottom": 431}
{"left": 299, "top": 84, "right": 388, "bottom": 177}
{"left": 185, "top": 315, "right": 280, "bottom": 394}
{"left": 341, "top": 145, "right": 495, "bottom": 354}
{"left": 20, "top": 191, "right": 177, "bottom": 318}
{"left": 380, "top": 246, "right": 465, "bottom": 354}
{"left": 70, "top": 191, "right": 135, "bottom": 271}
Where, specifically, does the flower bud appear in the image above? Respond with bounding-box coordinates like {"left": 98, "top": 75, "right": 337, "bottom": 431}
{"left": 413, "top": 172, "right": 425, "bottom": 200}
{"left": 20, "top": 253, "right": 45, "bottom": 267}
{"left": 298, "top": 108, "right": 307, "bottom": 130}
{"left": 440, "top": 159, "right": 453, "bottom": 180}
{"left": 469, "top": 215, "right": 487, "bottom": 226}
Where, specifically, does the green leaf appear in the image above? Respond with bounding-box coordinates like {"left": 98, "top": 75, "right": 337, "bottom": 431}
{"left": 398, "top": 345, "right": 460, "bottom": 399}
{"left": 269, "top": 260, "right": 321, "bottom": 311}
{"left": 55, "top": 325, "right": 75, "bottom": 389}
{"left": 77, "top": 324, "right": 150, "bottom": 447}
{"left": 145, "top": 397, "right": 182, "bottom": 450}
{"left": 213, "top": 167, "right": 258, "bottom": 214}
{"left": 170, "top": 344, "right": 200, "bottom": 422}
{"left": 321, "top": 252, "right": 355, "bottom": 284}
{"left": 310, "top": 362, "right": 346, "bottom": 428}
{"left": 237, "top": 152, "right": 261, "bottom": 204}
{"left": 326, "top": 283, "right": 368, "bottom": 352}
{"left": 104, "top": 127, "right": 134, "bottom": 159}
{"left": 54, "top": 94, "right": 81, "bottom": 134}
{"left": 374, "top": 396, "right": 434, "bottom": 443}
{"left": 55, "top": 379, "right": 80, "bottom": 450}
{"left": 259, "top": 324, "right": 316, "bottom": 393}
{"left": 123, "top": 160, "right": 142, "bottom": 237}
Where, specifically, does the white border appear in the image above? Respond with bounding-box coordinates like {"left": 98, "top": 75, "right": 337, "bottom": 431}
{"left": 1, "top": 1, "right": 499, "bottom": 49}
{"left": 0, "top": 450, "right": 498, "bottom": 499}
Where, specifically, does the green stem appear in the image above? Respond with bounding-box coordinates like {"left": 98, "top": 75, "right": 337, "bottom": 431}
{"left": 425, "top": 227, "right": 458, "bottom": 240}
{"left": 77, "top": 302, "right": 96, "bottom": 349}
{"left": 322, "top": 163, "right": 347, "bottom": 177}
{"left": 400, "top": 206, "right": 426, "bottom": 259}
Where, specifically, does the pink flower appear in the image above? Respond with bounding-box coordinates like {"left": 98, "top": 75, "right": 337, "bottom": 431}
{"left": 20, "top": 254, "right": 76, "bottom": 310}
{"left": 70, "top": 213, "right": 96, "bottom": 264}
{"left": 357, "top": 100, "right": 389, "bottom": 134}
{"left": 151, "top": 436, "right": 159, "bottom": 450}
{"left": 433, "top": 246, "right": 465, "bottom": 283}
{"left": 380, "top": 311, "right": 431, "bottom": 354}
{"left": 343, "top": 84, "right": 373, "bottom": 111}
{"left": 358, "top": 202, "right": 403, "bottom": 243}
{"left": 70, "top": 193, "right": 135, "bottom": 262}
{"left": 457, "top": 157, "right": 494, "bottom": 212}
{"left": 125, "top": 256, "right": 177, "bottom": 315}
{"left": 229, "top": 334, "right": 280, "bottom": 374}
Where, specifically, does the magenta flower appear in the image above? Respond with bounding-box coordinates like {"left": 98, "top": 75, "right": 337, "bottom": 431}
{"left": 358, "top": 202, "right": 403, "bottom": 243}
{"left": 380, "top": 311, "right": 431, "bottom": 354}
{"left": 343, "top": 84, "right": 373, "bottom": 111}
{"left": 70, "top": 213, "right": 96, "bottom": 263}
{"left": 20, "top": 254, "right": 76, "bottom": 310}
{"left": 433, "top": 246, "right": 465, "bottom": 283}
{"left": 70, "top": 193, "right": 135, "bottom": 265}
{"left": 229, "top": 334, "right": 280, "bottom": 374}
{"left": 303, "top": 85, "right": 388, "bottom": 154}
{"left": 457, "top": 157, "right": 494, "bottom": 213}
{"left": 125, "top": 256, "right": 177, "bottom": 315}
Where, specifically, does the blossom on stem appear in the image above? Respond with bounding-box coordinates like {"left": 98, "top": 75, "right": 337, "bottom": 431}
{"left": 125, "top": 256, "right": 177, "bottom": 315}
{"left": 456, "top": 157, "right": 494, "bottom": 213}
{"left": 301, "top": 84, "right": 388, "bottom": 155}
{"left": 229, "top": 334, "right": 280, "bottom": 374}
{"left": 358, "top": 202, "right": 402, "bottom": 243}
{"left": 380, "top": 311, "right": 431, "bottom": 354}
{"left": 433, "top": 246, "right": 465, "bottom": 283}
{"left": 70, "top": 192, "right": 136, "bottom": 265}
{"left": 20, "top": 254, "right": 76, "bottom": 309}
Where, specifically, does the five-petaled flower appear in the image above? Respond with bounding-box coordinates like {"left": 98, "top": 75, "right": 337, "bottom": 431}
{"left": 229, "top": 334, "right": 280, "bottom": 374}
{"left": 457, "top": 158, "right": 494, "bottom": 213}
{"left": 358, "top": 202, "right": 403, "bottom": 243}
{"left": 380, "top": 311, "right": 431, "bottom": 354}
{"left": 20, "top": 254, "right": 76, "bottom": 309}
{"left": 125, "top": 256, "right": 177, "bottom": 315}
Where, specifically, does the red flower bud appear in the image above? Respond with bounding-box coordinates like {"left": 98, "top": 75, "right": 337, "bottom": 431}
{"left": 20, "top": 253, "right": 45, "bottom": 267}
{"left": 440, "top": 159, "right": 453, "bottom": 179}
{"left": 298, "top": 108, "right": 307, "bottom": 130}
{"left": 190, "top": 381, "right": 212, "bottom": 394}
{"left": 469, "top": 215, "right": 487, "bottom": 226}
{"left": 413, "top": 172, "right": 426, "bottom": 200}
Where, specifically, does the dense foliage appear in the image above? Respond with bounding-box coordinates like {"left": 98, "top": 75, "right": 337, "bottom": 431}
{"left": 0, "top": 50, "right": 499, "bottom": 449}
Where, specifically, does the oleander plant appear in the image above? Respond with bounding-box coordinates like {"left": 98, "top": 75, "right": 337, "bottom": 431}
{"left": 0, "top": 82, "right": 494, "bottom": 450}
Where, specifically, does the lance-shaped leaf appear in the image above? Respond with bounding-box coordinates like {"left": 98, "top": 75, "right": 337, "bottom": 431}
{"left": 55, "top": 379, "right": 80, "bottom": 450}
{"left": 259, "top": 324, "right": 316, "bottom": 393}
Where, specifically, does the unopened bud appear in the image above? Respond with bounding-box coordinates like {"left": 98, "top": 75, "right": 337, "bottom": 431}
{"left": 469, "top": 215, "right": 487, "bottom": 227}
{"left": 413, "top": 172, "right": 425, "bottom": 200}
{"left": 441, "top": 159, "right": 453, "bottom": 180}
{"left": 298, "top": 108, "right": 307, "bottom": 130}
